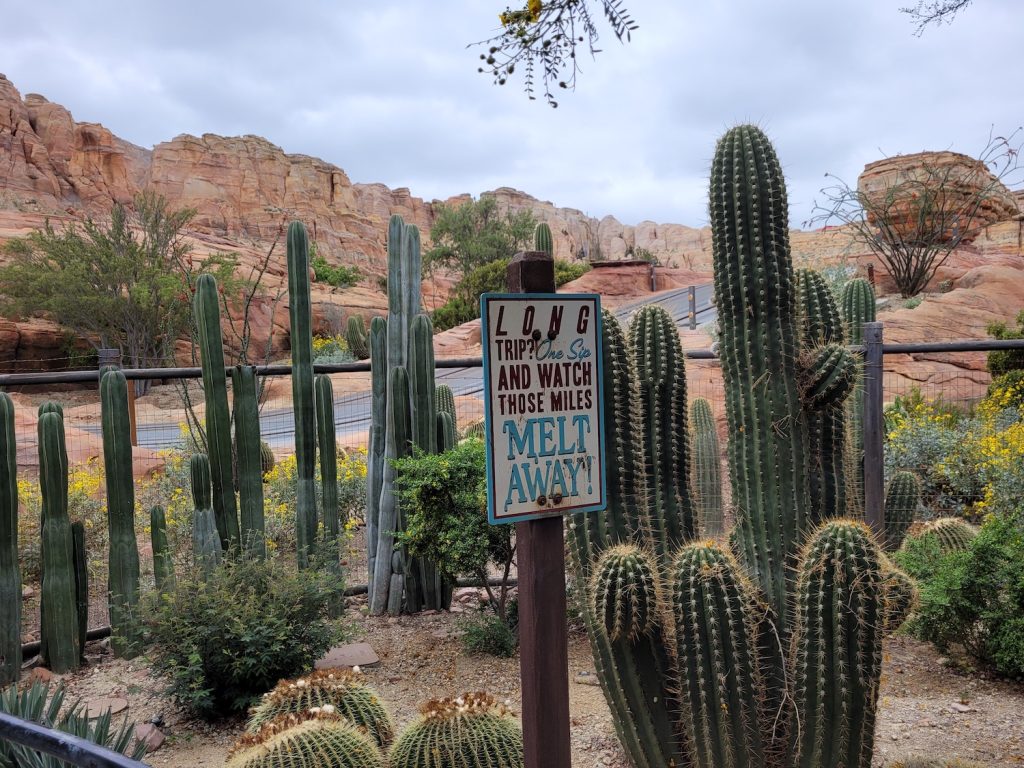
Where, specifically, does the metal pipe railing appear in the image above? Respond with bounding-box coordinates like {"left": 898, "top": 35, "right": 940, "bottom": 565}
{"left": 0, "top": 712, "right": 149, "bottom": 768}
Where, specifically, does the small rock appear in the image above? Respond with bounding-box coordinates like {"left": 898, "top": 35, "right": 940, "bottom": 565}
{"left": 21, "top": 586, "right": 35, "bottom": 600}
{"left": 575, "top": 670, "right": 600, "bottom": 686}
{"left": 134, "top": 723, "right": 166, "bottom": 753}
{"left": 950, "top": 702, "right": 975, "bottom": 713}
{"left": 315, "top": 642, "right": 381, "bottom": 670}
{"left": 25, "top": 667, "right": 55, "bottom": 683}
{"left": 86, "top": 697, "right": 129, "bottom": 718}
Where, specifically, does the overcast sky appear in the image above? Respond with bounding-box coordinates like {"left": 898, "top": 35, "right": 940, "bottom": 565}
{"left": 2, "top": 1, "right": 1020, "bottom": 228}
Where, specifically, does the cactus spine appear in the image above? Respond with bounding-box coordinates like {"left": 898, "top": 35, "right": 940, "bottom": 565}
{"left": 315, "top": 374, "right": 343, "bottom": 617}
{"left": 150, "top": 505, "right": 176, "bottom": 592}
{"left": 435, "top": 384, "right": 457, "bottom": 436}
{"left": 0, "top": 393, "right": 19, "bottom": 683}
{"left": 842, "top": 277, "right": 876, "bottom": 509}
{"left": 534, "top": 221, "right": 553, "bottom": 255}
{"left": 884, "top": 471, "right": 920, "bottom": 552}
{"left": 231, "top": 365, "right": 266, "bottom": 559}
{"left": 71, "top": 521, "right": 88, "bottom": 661}
{"left": 366, "top": 316, "right": 387, "bottom": 597}
{"left": 287, "top": 221, "right": 318, "bottom": 569}
{"left": 689, "top": 397, "right": 723, "bottom": 536}
{"left": 193, "top": 273, "right": 239, "bottom": 552}
{"left": 38, "top": 410, "right": 79, "bottom": 672}
{"left": 346, "top": 315, "right": 369, "bottom": 360}
{"left": 190, "top": 453, "right": 222, "bottom": 576}
{"left": 100, "top": 369, "right": 142, "bottom": 657}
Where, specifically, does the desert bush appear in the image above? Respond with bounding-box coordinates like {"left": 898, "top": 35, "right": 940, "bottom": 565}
{"left": 985, "top": 310, "right": 1024, "bottom": 377}
{"left": 895, "top": 507, "right": 1024, "bottom": 678}
{"left": 312, "top": 252, "right": 361, "bottom": 289}
{"left": 458, "top": 610, "right": 518, "bottom": 658}
{"left": 145, "top": 555, "right": 345, "bottom": 719}
{"left": 311, "top": 334, "right": 355, "bottom": 364}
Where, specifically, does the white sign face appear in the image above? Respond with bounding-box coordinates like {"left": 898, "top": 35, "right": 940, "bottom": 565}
{"left": 480, "top": 293, "right": 606, "bottom": 524}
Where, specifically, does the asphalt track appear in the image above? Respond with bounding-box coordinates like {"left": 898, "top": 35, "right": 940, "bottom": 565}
{"left": 111, "top": 282, "right": 716, "bottom": 450}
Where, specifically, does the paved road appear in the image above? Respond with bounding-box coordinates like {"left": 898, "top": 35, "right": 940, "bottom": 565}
{"left": 113, "top": 283, "right": 716, "bottom": 450}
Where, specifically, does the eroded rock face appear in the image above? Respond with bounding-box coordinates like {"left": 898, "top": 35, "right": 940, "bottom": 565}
{"left": 857, "top": 150, "right": 1020, "bottom": 241}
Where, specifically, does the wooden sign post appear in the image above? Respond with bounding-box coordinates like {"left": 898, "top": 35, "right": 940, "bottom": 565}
{"left": 480, "top": 251, "right": 606, "bottom": 768}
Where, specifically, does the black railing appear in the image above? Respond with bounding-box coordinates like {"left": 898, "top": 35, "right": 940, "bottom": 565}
{"left": 0, "top": 712, "right": 149, "bottom": 768}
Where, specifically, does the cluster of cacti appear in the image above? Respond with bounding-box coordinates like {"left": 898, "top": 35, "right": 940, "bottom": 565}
{"left": 150, "top": 505, "right": 176, "bottom": 593}
{"left": 841, "top": 276, "right": 877, "bottom": 510}
{"left": 99, "top": 369, "right": 143, "bottom": 657}
{"left": 37, "top": 405, "right": 80, "bottom": 673}
{"left": 232, "top": 365, "right": 266, "bottom": 559}
{"left": 570, "top": 125, "right": 885, "bottom": 768}
{"left": 0, "top": 393, "right": 19, "bottom": 684}
{"left": 533, "top": 221, "right": 553, "bottom": 255}
{"left": 346, "top": 314, "right": 369, "bottom": 360}
{"left": 231, "top": 671, "right": 522, "bottom": 768}
{"left": 247, "top": 670, "right": 394, "bottom": 747}
{"left": 688, "top": 397, "right": 723, "bottom": 536}
{"left": 884, "top": 470, "right": 921, "bottom": 551}
{"left": 190, "top": 453, "right": 222, "bottom": 577}
{"left": 367, "top": 214, "right": 448, "bottom": 615}
{"left": 904, "top": 516, "right": 978, "bottom": 554}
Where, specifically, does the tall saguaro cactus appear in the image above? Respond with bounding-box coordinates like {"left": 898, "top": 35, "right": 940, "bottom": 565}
{"left": 287, "top": 221, "right": 318, "bottom": 570}
{"left": 100, "top": 369, "right": 143, "bottom": 658}
{"left": 572, "top": 126, "right": 883, "bottom": 768}
{"left": 232, "top": 365, "right": 266, "bottom": 559}
{"left": 0, "top": 393, "right": 20, "bottom": 683}
{"left": 38, "top": 410, "right": 79, "bottom": 673}
{"left": 194, "top": 273, "right": 240, "bottom": 551}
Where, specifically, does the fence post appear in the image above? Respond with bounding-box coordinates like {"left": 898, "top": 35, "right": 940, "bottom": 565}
{"left": 98, "top": 349, "right": 137, "bottom": 446}
{"left": 862, "top": 321, "right": 884, "bottom": 535}
{"left": 688, "top": 285, "right": 697, "bottom": 330}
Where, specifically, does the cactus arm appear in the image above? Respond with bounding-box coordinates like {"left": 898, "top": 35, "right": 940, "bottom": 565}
{"left": 287, "top": 221, "right": 318, "bottom": 569}
{"left": 0, "top": 393, "right": 20, "bottom": 683}
{"left": 190, "top": 453, "right": 223, "bottom": 577}
{"left": 193, "top": 273, "right": 240, "bottom": 551}
{"left": 150, "top": 505, "right": 176, "bottom": 592}
{"left": 346, "top": 314, "right": 369, "bottom": 360}
{"left": 100, "top": 369, "right": 143, "bottom": 658}
{"left": 231, "top": 365, "right": 266, "bottom": 559}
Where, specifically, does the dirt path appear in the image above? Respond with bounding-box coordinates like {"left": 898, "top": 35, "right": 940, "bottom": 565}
{"left": 46, "top": 611, "right": 1023, "bottom": 767}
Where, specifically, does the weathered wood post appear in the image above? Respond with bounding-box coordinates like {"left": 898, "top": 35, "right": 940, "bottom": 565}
{"left": 863, "top": 321, "right": 884, "bottom": 535}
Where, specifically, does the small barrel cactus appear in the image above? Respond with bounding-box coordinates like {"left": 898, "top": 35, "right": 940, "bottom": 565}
{"left": 228, "top": 711, "right": 385, "bottom": 768}
{"left": 247, "top": 670, "right": 394, "bottom": 747}
{"left": 388, "top": 692, "right": 523, "bottom": 768}
{"left": 533, "top": 222, "right": 553, "bottom": 255}
{"left": 904, "top": 517, "right": 977, "bottom": 555}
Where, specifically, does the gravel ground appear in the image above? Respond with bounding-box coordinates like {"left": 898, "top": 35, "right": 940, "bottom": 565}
{"left": 42, "top": 610, "right": 1024, "bottom": 768}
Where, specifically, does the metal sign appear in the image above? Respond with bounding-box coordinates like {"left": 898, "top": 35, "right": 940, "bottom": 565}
{"left": 480, "top": 293, "right": 606, "bottom": 524}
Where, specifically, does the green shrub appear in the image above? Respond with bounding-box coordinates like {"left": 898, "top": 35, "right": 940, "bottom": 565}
{"left": 312, "top": 254, "right": 361, "bottom": 289}
{"left": 895, "top": 507, "right": 1024, "bottom": 678}
{"left": 0, "top": 681, "right": 147, "bottom": 768}
{"left": 145, "top": 555, "right": 345, "bottom": 719}
{"left": 554, "top": 260, "right": 592, "bottom": 285}
{"left": 458, "top": 611, "right": 518, "bottom": 658}
{"left": 312, "top": 334, "right": 355, "bottom": 364}
{"left": 986, "top": 310, "right": 1024, "bottom": 377}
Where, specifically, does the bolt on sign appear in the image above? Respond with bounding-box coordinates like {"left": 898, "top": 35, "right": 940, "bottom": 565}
{"left": 480, "top": 293, "right": 606, "bottom": 524}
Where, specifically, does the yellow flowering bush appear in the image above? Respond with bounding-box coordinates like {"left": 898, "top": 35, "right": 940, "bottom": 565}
{"left": 310, "top": 334, "right": 353, "bottom": 364}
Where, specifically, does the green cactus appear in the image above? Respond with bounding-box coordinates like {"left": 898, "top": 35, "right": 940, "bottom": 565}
{"left": 880, "top": 554, "right": 918, "bottom": 633}
{"left": 628, "top": 304, "right": 694, "bottom": 554}
{"left": 150, "top": 505, "right": 176, "bottom": 593}
{"left": 259, "top": 441, "right": 276, "bottom": 476}
{"left": 232, "top": 366, "right": 266, "bottom": 559}
{"left": 71, "top": 521, "right": 88, "bottom": 661}
{"left": 689, "top": 397, "right": 723, "bottom": 537}
{"left": 315, "top": 374, "right": 343, "bottom": 617}
{"left": 38, "top": 410, "right": 79, "bottom": 673}
{"left": 884, "top": 471, "right": 920, "bottom": 552}
{"left": 592, "top": 545, "right": 660, "bottom": 642}
{"left": 790, "top": 520, "right": 884, "bottom": 768}
{"left": 0, "top": 393, "right": 20, "bottom": 683}
{"left": 228, "top": 711, "right": 385, "bottom": 768}
{"left": 366, "top": 316, "right": 387, "bottom": 598}
{"left": 671, "top": 542, "right": 766, "bottom": 768}
{"left": 905, "top": 517, "right": 977, "bottom": 554}
{"left": 841, "top": 277, "right": 876, "bottom": 510}
{"left": 534, "top": 222, "right": 553, "bottom": 255}
{"left": 435, "top": 384, "right": 457, "bottom": 436}
{"left": 346, "top": 315, "right": 369, "bottom": 360}
{"left": 246, "top": 670, "right": 394, "bottom": 747}
{"left": 193, "top": 273, "right": 240, "bottom": 552}
{"left": 287, "top": 221, "right": 318, "bottom": 570}
{"left": 796, "top": 268, "right": 851, "bottom": 522}
{"left": 99, "top": 369, "right": 143, "bottom": 657}
{"left": 388, "top": 692, "right": 523, "bottom": 768}
{"left": 436, "top": 412, "right": 456, "bottom": 452}
{"left": 190, "top": 453, "right": 222, "bottom": 576}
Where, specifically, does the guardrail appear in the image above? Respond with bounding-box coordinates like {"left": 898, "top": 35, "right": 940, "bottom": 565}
{"left": 0, "top": 712, "right": 149, "bottom": 768}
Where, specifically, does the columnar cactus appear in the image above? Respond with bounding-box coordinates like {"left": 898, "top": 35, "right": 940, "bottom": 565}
{"left": 880, "top": 555, "right": 918, "bottom": 633}
{"left": 228, "top": 712, "right": 385, "bottom": 768}
{"left": 71, "top": 521, "right": 88, "bottom": 660}
{"left": 150, "top": 505, "right": 176, "bottom": 593}
{"left": 366, "top": 316, "right": 387, "bottom": 596}
{"left": 533, "top": 222, "right": 553, "bottom": 255}
{"left": 388, "top": 693, "right": 523, "bottom": 768}
{"left": 572, "top": 126, "right": 884, "bottom": 768}
{"left": 100, "top": 369, "right": 142, "bottom": 657}
{"left": 38, "top": 410, "right": 79, "bottom": 673}
{"left": 346, "top": 315, "right": 369, "bottom": 360}
{"left": 435, "top": 384, "right": 457, "bottom": 436}
{"left": 884, "top": 471, "right": 920, "bottom": 552}
{"left": 842, "top": 277, "right": 877, "bottom": 508}
{"left": 0, "top": 393, "right": 20, "bottom": 683}
{"left": 287, "top": 221, "right": 318, "bottom": 570}
{"left": 689, "top": 397, "right": 723, "bottom": 536}
{"left": 190, "top": 453, "right": 222, "bottom": 576}
{"left": 232, "top": 365, "right": 266, "bottom": 559}
{"left": 315, "top": 374, "right": 343, "bottom": 617}
{"left": 193, "top": 273, "right": 240, "bottom": 551}
{"left": 436, "top": 412, "right": 456, "bottom": 452}
{"left": 841, "top": 278, "right": 877, "bottom": 345}
{"left": 247, "top": 670, "right": 394, "bottom": 747}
